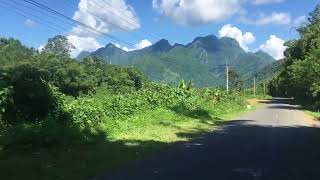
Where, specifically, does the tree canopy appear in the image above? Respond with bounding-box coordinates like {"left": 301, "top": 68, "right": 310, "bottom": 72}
{"left": 0, "top": 35, "right": 146, "bottom": 122}
{"left": 268, "top": 5, "right": 320, "bottom": 107}
{"left": 42, "top": 35, "right": 75, "bottom": 56}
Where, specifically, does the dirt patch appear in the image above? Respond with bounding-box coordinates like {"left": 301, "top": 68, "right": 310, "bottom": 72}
{"left": 247, "top": 99, "right": 259, "bottom": 106}
{"left": 247, "top": 99, "right": 270, "bottom": 106}
{"left": 303, "top": 112, "right": 320, "bottom": 127}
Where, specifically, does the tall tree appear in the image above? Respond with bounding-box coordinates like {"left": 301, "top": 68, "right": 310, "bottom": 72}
{"left": 42, "top": 35, "right": 75, "bottom": 56}
{"left": 269, "top": 4, "right": 320, "bottom": 107}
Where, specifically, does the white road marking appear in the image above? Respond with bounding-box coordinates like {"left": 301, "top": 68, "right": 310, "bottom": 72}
{"left": 275, "top": 113, "right": 279, "bottom": 125}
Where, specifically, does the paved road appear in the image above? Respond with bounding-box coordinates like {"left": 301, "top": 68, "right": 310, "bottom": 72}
{"left": 97, "top": 98, "right": 320, "bottom": 180}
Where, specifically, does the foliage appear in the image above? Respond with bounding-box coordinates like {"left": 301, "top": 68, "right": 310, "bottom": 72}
{"left": 228, "top": 70, "right": 242, "bottom": 91}
{"left": 0, "top": 35, "right": 147, "bottom": 124}
{"left": 42, "top": 35, "right": 75, "bottom": 57}
{"left": 0, "top": 35, "right": 248, "bottom": 180}
{"left": 0, "top": 86, "right": 13, "bottom": 123}
{"left": 247, "top": 59, "right": 284, "bottom": 85}
{"left": 0, "top": 65, "right": 66, "bottom": 123}
{"left": 268, "top": 4, "right": 320, "bottom": 108}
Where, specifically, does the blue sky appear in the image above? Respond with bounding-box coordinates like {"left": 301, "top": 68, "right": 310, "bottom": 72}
{"left": 0, "top": 0, "right": 319, "bottom": 59}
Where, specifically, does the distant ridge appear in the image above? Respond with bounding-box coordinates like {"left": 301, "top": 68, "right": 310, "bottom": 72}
{"left": 77, "top": 35, "right": 276, "bottom": 87}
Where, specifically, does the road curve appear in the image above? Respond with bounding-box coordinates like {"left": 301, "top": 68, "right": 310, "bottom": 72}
{"left": 95, "top": 98, "right": 320, "bottom": 180}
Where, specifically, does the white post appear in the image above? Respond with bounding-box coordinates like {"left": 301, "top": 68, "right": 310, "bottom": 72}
{"left": 244, "top": 83, "right": 246, "bottom": 97}
{"left": 226, "top": 60, "right": 229, "bottom": 93}
{"left": 254, "top": 77, "right": 256, "bottom": 96}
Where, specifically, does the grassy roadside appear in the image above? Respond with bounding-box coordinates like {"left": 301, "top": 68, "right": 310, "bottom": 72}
{"left": 304, "top": 110, "right": 320, "bottom": 121}
{"left": 291, "top": 99, "right": 320, "bottom": 121}
{"left": 0, "top": 95, "right": 260, "bottom": 180}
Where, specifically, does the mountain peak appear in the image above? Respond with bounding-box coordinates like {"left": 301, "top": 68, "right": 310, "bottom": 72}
{"left": 154, "top": 39, "right": 170, "bottom": 46}
{"left": 255, "top": 50, "right": 275, "bottom": 61}
{"left": 173, "top": 43, "right": 185, "bottom": 48}
{"left": 105, "top": 43, "right": 118, "bottom": 49}
{"left": 188, "top": 34, "right": 222, "bottom": 52}
{"left": 146, "top": 39, "right": 172, "bottom": 52}
{"left": 192, "top": 35, "right": 218, "bottom": 44}
{"left": 255, "top": 50, "right": 269, "bottom": 55}
{"left": 87, "top": 34, "right": 276, "bottom": 87}
{"left": 220, "top": 37, "right": 241, "bottom": 47}
{"left": 76, "top": 51, "right": 91, "bottom": 60}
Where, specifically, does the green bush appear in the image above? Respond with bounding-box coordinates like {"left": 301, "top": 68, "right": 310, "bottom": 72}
{"left": 65, "top": 98, "right": 106, "bottom": 128}
{"left": 0, "top": 86, "right": 14, "bottom": 122}
{"left": 0, "top": 65, "right": 67, "bottom": 124}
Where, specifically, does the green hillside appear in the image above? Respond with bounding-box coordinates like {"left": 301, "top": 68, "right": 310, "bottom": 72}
{"left": 80, "top": 35, "right": 276, "bottom": 87}
{"left": 251, "top": 59, "right": 284, "bottom": 83}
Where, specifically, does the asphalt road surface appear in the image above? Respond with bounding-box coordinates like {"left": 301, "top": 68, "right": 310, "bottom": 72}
{"left": 96, "top": 98, "right": 320, "bottom": 180}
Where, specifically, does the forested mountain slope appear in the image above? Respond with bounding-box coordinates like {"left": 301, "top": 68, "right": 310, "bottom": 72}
{"left": 79, "top": 35, "right": 276, "bottom": 87}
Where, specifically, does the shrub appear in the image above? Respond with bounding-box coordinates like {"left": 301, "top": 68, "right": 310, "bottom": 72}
{"left": 0, "top": 86, "right": 14, "bottom": 122}
{"left": 1, "top": 65, "right": 67, "bottom": 124}
{"left": 65, "top": 98, "right": 106, "bottom": 128}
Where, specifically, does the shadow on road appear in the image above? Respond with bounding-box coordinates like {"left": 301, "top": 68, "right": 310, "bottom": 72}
{"left": 98, "top": 116, "right": 320, "bottom": 180}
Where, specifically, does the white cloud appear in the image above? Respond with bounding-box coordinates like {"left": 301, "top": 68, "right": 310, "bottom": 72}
{"left": 121, "top": 47, "right": 131, "bottom": 52}
{"left": 38, "top": 44, "right": 45, "bottom": 52}
{"left": 152, "top": 0, "right": 242, "bottom": 26}
{"left": 255, "top": 12, "right": 291, "bottom": 25}
{"left": 71, "top": 0, "right": 140, "bottom": 37}
{"left": 252, "top": 0, "right": 284, "bottom": 5}
{"left": 134, "top": 39, "right": 152, "bottom": 50}
{"left": 293, "top": 15, "right": 307, "bottom": 27}
{"left": 259, "top": 35, "right": 286, "bottom": 60}
{"left": 218, "top": 24, "right": 255, "bottom": 51}
{"left": 67, "top": 35, "right": 103, "bottom": 57}
{"left": 68, "top": 0, "right": 140, "bottom": 56}
{"left": 114, "top": 43, "right": 121, "bottom": 48}
{"left": 24, "top": 19, "right": 36, "bottom": 27}
{"left": 239, "top": 12, "right": 307, "bottom": 28}
{"left": 116, "top": 39, "right": 153, "bottom": 52}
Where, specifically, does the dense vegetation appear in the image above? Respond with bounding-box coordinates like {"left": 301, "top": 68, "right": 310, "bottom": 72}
{"left": 268, "top": 5, "right": 320, "bottom": 108}
{"left": 80, "top": 35, "right": 276, "bottom": 87}
{"left": 0, "top": 35, "right": 248, "bottom": 179}
{"left": 249, "top": 59, "right": 283, "bottom": 84}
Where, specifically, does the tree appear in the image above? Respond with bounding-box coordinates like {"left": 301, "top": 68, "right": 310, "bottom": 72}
{"left": 1, "top": 65, "right": 63, "bottom": 123}
{"left": 228, "top": 70, "right": 242, "bottom": 91}
{"left": 268, "top": 4, "right": 320, "bottom": 107}
{"left": 42, "top": 35, "right": 75, "bottom": 56}
{"left": 308, "top": 4, "right": 320, "bottom": 24}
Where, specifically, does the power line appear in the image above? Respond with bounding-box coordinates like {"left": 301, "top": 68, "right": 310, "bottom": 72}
{"left": 6, "top": 0, "right": 122, "bottom": 50}
{"left": 1, "top": 0, "right": 165, "bottom": 56}
{"left": 23, "top": 0, "right": 135, "bottom": 47}
{"left": 94, "top": 0, "right": 138, "bottom": 24}
{"left": 64, "top": 0, "right": 143, "bottom": 41}
{"left": 88, "top": 0, "right": 162, "bottom": 40}
{"left": 9, "top": 0, "right": 75, "bottom": 30}
{"left": 0, "top": 1, "right": 104, "bottom": 53}
{"left": 0, "top": 1, "right": 66, "bottom": 34}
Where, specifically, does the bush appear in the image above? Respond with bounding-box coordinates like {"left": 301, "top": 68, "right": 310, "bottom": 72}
{"left": 0, "top": 86, "right": 14, "bottom": 122}
{"left": 1, "top": 65, "right": 66, "bottom": 124}
{"left": 65, "top": 98, "right": 106, "bottom": 128}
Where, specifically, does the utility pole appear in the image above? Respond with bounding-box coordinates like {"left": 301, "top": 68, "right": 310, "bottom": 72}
{"left": 253, "top": 77, "right": 256, "bottom": 96}
{"left": 243, "top": 82, "right": 246, "bottom": 97}
{"left": 226, "top": 60, "right": 229, "bottom": 93}
{"left": 263, "top": 83, "right": 266, "bottom": 96}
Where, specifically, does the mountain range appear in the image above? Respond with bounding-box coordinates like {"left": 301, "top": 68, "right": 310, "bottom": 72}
{"left": 77, "top": 35, "right": 277, "bottom": 87}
